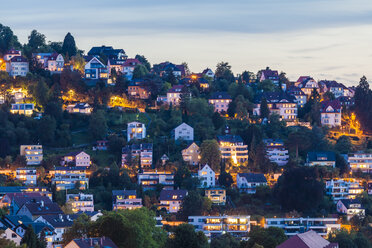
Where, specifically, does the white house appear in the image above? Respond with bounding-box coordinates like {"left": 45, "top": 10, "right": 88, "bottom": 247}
{"left": 16, "top": 168, "right": 37, "bottom": 185}
{"left": 326, "top": 179, "right": 364, "bottom": 202}
{"left": 3, "top": 49, "right": 22, "bottom": 62}
{"left": 66, "top": 193, "right": 94, "bottom": 213}
{"left": 167, "top": 85, "right": 189, "bottom": 106}
{"left": 337, "top": 199, "right": 365, "bottom": 220}
{"left": 63, "top": 151, "right": 91, "bottom": 167}
{"left": 320, "top": 100, "right": 342, "bottom": 127}
{"left": 172, "top": 123, "right": 194, "bottom": 141}
{"left": 137, "top": 171, "right": 174, "bottom": 191}
{"left": 66, "top": 103, "right": 93, "bottom": 114}
{"left": 47, "top": 53, "right": 64, "bottom": 73}
{"left": 159, "top": 189, "right": 188, "bottom": 213}
{"left": 182, "top": 142, "right": 200, "bottom": 165}
{"left": 10, "top": 103, "right": 34, "bottom": 116}
{"left": 84, "top": 57, "right": 109, "bottom": 80}
{"left": 20, "top": 145, "right": 43, "bottom": 165}
{"left": 8, "top": 56, "right": 29, "bottom": 77}
{"left": 306, "top": 151, "right": 336, "bottom": 167}
{"left": 263, "top": 139, "right": 289, "bottom": 166}
{"left": 348, "top": 152, "right": 372, "bottom": 174}
{"left": 121, "top": 58, "right": 141, "bottom": 80}
{"left": 296, "top": 76, "right": 319, "bottom": 97}
{"left": 236, "top": 173, "right": 267, "bottom": 194}
{"left": 202, "top": 68, "right": 215, "bottom": 79}
{"left": 0, "top": 227, "right": 22, "bottom": 246}
{"left": 127, "top": 121, "right": 146, "bottom": 141}
{"left": 198, "top": 164, "right": 215, "bottom": 188}
{"left": 208, "top": 92, "right": 232, "bottom": 113}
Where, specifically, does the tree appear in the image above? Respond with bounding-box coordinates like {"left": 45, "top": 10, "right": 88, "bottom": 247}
{"left": 166, "top": 224, "right": 209, "bottom": 248}
{"left": 135, "top": 55, "right": 151, "bottom": 71}
{"left": 218, "top": 171, "right": 233, "bottom": 188}
{"left": 21, "top": 225, "right": 38, "bottom": 248}
{"left": 89, "top": 110, "right": 108, "bottom": 140}
{"left": 91, "top": 209, "right": 167, "bottom": 248}
{"left": 260, "top": 98, "right": 270, "bottom": 119}
{"left": 38, "top": 115, "right": 56, "bottom": 145}
{"left": 215, "top": 62, "right": 234, "bottom": 82}
{"left": 200, "top": 139, "right": 221, "bottom": 172}
{"left": 32, "top": 80, "right": 50, "bottom": 109}
{"left": 328, "top": 230, "right": 371, "bottom": 248}
{"left": 274, "top": 167, "right": 324, "bottom": 212}
{"left": 63, "top": 214, "right": 93, "bottom": 245}
{"left": 286, "top": 130, "right": 312, "bottom": 161}
{"left": 335, "top": 136, "right": 352, "bottom": 154}
{"left": 211, "top": 233, "right": 239, "bottom": 248}
{"left": 179, "top": 191, "right": 212, "bottom": 219}
{"left": 132, "top": 64, "right": 149, "bottom": 80}
{"left": 241, "top": 226, "right": 286, "bottom": 248}
{"left": 62, "top": 32, "right": 77, "bottom": 57}
{"left": 27, "top": 30, "right": 46, "bottom": 52}
{"left": 0, "top": 230, "right": 19, "bottom": 248}
{"left": 354, "top": 76, "right": 372, "bottom": 131}
{"left": 0, "top": 24, "right": 21, "bottom": 54}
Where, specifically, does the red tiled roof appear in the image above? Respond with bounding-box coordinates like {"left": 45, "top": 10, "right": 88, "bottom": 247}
{"left": 122, "top": 58, "right": 140, "bottom": 67}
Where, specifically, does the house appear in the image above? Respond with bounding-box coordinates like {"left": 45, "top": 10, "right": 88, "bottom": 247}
{"left": 337, "top": 96, "right": 354, "bottom": 107}
{"left": 166, "top": 85, "right": 190, "bottom": 106}
{"left": 87, "top": 45, "right": 127, "bottom": 60}
{"left": 121, "top": 58, "right": 141, "bottom": 80}
{"left": 10, "top": 103, "right": 34, "bottom": 116}
{"left": 121, "top": 143, "right": 153, "bottom": 168}
{"left": 17, "top": 201, "right": 63, "bottom": 221}
{"left": 205, "top": 188, "right": 226, "bottom": 205}
{"left": 66, "top": 103, "right": 93, "bottom": 114}
{"left": 182, "top": 142, "right": 200, "bottom": 165}
{"left": 188, "top": 215, "right": 250, "bottom": 239}
{"left": 258, "top": 67, "right": 279, "bottom": 85}
{"left": 16, "top": 168, "right": 37, "bottom": 185}
{"left": 0, "top": 187, "right": 51, "bottom": 205}
{"left": 217, "top": 135, "right": 249, "bottom": 164}
{"left": 20, "top": 145, "right": 43, "bottom": 165}
{"left": 107, "top": 58, "right": 126, "bottom": 73}
{"left": 277, "top": 230, "right": 339, "bottom": 248}
{"left": 209, "top": 92, "right": 232, "bottom": 113}
{"left": 348, "top": 152, "right": 372, "bottom": 174}
{"left": 128, "top": 83, "right": 150, "bottom": 99}
{"left": 337, "top": 199, "right": 365, "bottom": 220}
{"left": 296, "top": 76, "right": 319, "bottom": 97}
{"left": 137, "top": 171, "right": 174, "bottom": 191}
{"left": 326, "top": 179, "right": 364, "bottom": 202}
{"left": 36, "top": 214, "right": 79, "bottom": 243}
{"left": 159, "top": 189, "right": 188, "bottom": 213}
{"left": 320, "top": 80, "right": 349, "bottom": 98}
{"left": 63, "top": 151, "right": 91, "bottom": 167}
{"left": 306, "top": 151, "right": 336, "bottom": 167}
{"left": 236, "top": 173, "right": 267, "bottom": 193}
{"left": 12, "top": 220, "right": 55, "bottom": 247}
{"left": 66, "top": 193, "right": 94, "bottom": 213}
{"left": 265, "top": 217, "right": 340, "bottom": 237}
{"left": 7, "top": 193, "right": 51, "bottom": 214}
{"left": 7, "top": 56, "right": 29, "bottom": 77}
{"left": 172, "top": 123, "right": 194, "bottom": 141}
{"left": 320, "top": 100, "right": 342, "bottom": 127}
{"left": 94, "top": 140, "right": 108, "bottom": 151}
{"left": 180, "top": 75, "right": 209, "bottom": 89}
{"left": 127, "top": 121, "right": 146, "bottom": 141}
{"left": 32, "top": 52, "right": 52, "bottom": 67}
{"left": 84, "top": 57, "right": 108, "bottom": 80}
{"left": 112, "top": 190, "right": 142, "bottom": 210}
{"left": 51, "top": 166, "right": 89, "bottom": 191}
{"left": 4, "top": 49, "right": 22, "bottom": 62}
{"left": 0, "top": 227, "right": 22, "bottom": 246}
{"left": 202, "top": 68, "right": 215, "bottom": 79}
{"left": 263, "top": 139, "right": 289, "bottom": 166}
{"left": 65, "top": 237, "right": 118, "bottom": 248}
{"left": 198, "top": 164, "right": 215, "bottom": 188}
{"left": 253, "top": 92, "right": 297, "bottom": 121}
{"left": 286, "top": 85, "right": 307, "bottom": 108}
{"left": 47, "top": 53, "right": 64, "bottom": 73}
{"left": 153, "top": 62, "right": 186, "bottom": 77}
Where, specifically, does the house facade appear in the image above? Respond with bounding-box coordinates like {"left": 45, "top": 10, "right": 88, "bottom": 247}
{"left": 66, "top": 193, "right": 94, "bottom": 213}
{"left": 348, "top": 152, "right": 372, "bottom": 174}
{"left": 205, "top": 188, "right": 226, "bottom": 205}
{"left": 236, "top": 173, "right": 267, "bottom": 194}
{"left": 51, "top": 167, "right": 89, "bottom": 191}
{"left": 84, "top": 57, "right": 108, "bottom": 80}
{"left": 263, "top": 139, "right": 289, "bottom": 166}
{"left": 337, "top": 199, "right": 365, "bottom": 220}
{"left": 320, "top": 100, "right": 342, "bottom": 127}
{"left": 208, "top": 92, "right": 232, "bottom": 113}
{"left": 8, "top": 56, "right": 29, "bottom": 77}
{"left": 10, "top": 103, "right": 34, "bottom": 116}
{"left": 121, "top": 143, "right": 153, "bottom": 168}
{"left": 326, "top": 179, "right": 364, "bottom": 202}
{"left": 63, "top": 151, "right": 91, "bottom": 167}
{"left": 112, "top": 190, "right": 142, "bottom": 210}
{"left": 16, "top": 168, "right": 37, "bottom": 185}
{"left": 20, "top": 145, "right": 43, "bottom": 165}
{"left": 198, "top": 164, "right": 215, "bottom": 188}
{"left": 217, "top": 135, "right": 249, "bottom": 164}
{"left": 127, "top": 122, "right": 146, "bottom": 141}
{"left": 182, "top": 142, "right": 200, "bottom": 165}
{"left": 159, "top": 189, "right": 188, "bottom": 213}
{"left": 137, "top": 171, "right": 174, "bottom": 190}
{"left": 66, "top": 103, "right": 93, "bottom": 114}
{"left": 306, "top": 151, "right": 336, "bottom": 167}
{"left": 172, "top": 123, "right": 194, "bottom": 141}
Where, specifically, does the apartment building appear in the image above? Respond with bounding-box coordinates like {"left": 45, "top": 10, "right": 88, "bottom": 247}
{"left": 127, "top": 122, "right": 146, "bottom": 141}
{"left": 121, "top": 143, "right": 153, "bottom": 168}
{"left": 16, "top": 168, "right": 37, "bottom": 185}
{"left": 159, "top": 189, "right": 188, "bottom": 213}
{"left": 217, "top": 135, "right": 248, "bottom": 164}
{"left": 137, "top": 171, "right": 174, "bottom": 191}
{"left": 20, "top": 145, "right": 43, "bottom": 165}
{"left": 112, "top": 190, "right": 142, "bottom": 210}
{"left": 11, "top": 103, "right": 34, "bottom": 116}
{"left": 326, "top": 179, "right": 364, "bottom": 202}
{"left": 66, "top": 193, "right": 94, "bottom": 213}
{"left": 348, "top": 152, "right": 372, "bottom": 174}
{"left": 263, "top": 139, "right": 289, "bottom": 166}
{"left": 51, "top": 167, "right": 89, "bottom": 191}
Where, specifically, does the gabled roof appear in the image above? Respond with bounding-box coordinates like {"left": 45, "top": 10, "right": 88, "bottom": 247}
{"left": 6, "top": 49, "right": 21, "bottom": 55}
{"left": 159, "top": 189, "right": 188, "bottom": 201}
{"left": 254, "top": 91, "right": 296, "bottom": 104}
{"left": 12, "top": 194, "right": 52, "bottom": 208}
{"left": 260, "top": 68, "right": 279, "bottom": 79}
{"left": 70, "top": 237, "right": 118, "bottom": 248}
{"left": 339, "top": 199, "right": 363, "bottom": 209}
{"left": 217, "top": 135, "right": 244, "bottom": 143}
{"left": 277, "top": 230, "right": 337, "bottom": 248}
{"left": 174, "top": 122, "right": 193, "bottom": 131}
{"left": 41, "top": 214, "right": 79, "bottom": 228}
{"left": 21, "top": 202, "right": 63, "bottom": 216}
{"left": 19, "top": 222, "right": 54, "bottom": 235}
{"left": 202, "top": 68, "right": 213, "bottom": 74}
{"left": 112, "top": 190, "right": 137, "bottom": 197}
{"left": 64, "top": 150, "right": 86, "bottom": 157}
{"left": 239, "top": 173, "right": 267, "bottom": 183}
{"left": 287, "top": 86, "right": 306, "bottom": 96}
{"left": 321, "top": 100, "right": 341, "bottom": 113}
{"left": 3, "top": 215, "right": 33, "bottom": 227}
{"left": 297, "top": 76, "right": 312, "bottom": 84}
{"left": 307, "top": 151, "right": 336, "bottom": 162}
{"left": 319, "top": 80, "right": 347, "bottom": 90}
{"left": 209, "top": 92, "right": 232, "bottom": 100}
{"left": 122, "top": 58, "right": 140, "bottom": 67}
{"left": 199, "top": 164, "right": 213, "bottom": 172}
{"left": 10, "top": 56, "right": 28, "bottom": 63}
{"left": 167, "top": 85, "right": 185, "bottom": 93}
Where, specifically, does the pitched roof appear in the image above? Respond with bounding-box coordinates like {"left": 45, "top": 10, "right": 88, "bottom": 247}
{"left": 10, "top": 56, "right": 28, "bottom": 63}
{"left": 122, "top": 58, "right": 140, "bottom": 67}
{"left": 307, "top": 151, "right": 336, "bottom": 162}
{"left": 159, "top": 189, "right": 188, "bottom": 201}
{"left": 112, "top": 190, "right": 137, "bottom": 197}
{"left": 217, "top": 135, "right": 244, "bottom": 143}
{"left": 70, "top": 237, "right": 118, "bottom": 248}
{"left": 12, "top": 194, "right": 52, "bottom": 208}
{"left": 339, "top": 199, "right": 362, "bottom": 209}
{"left": 41, "top": 214, "right": 79, "bottom": 228}
{"left": 209, "top": 92, "right": 232, "bottom": 100}
{"left": 321, "top": 100, "right": 341, "bottom": 112}
{"left": 297, "top": 76, "right": 312, "bottom": 84}
{"left": 287, "top": 86, "right": 306, "bottom": 96}
{"left": 22, "top": 202, "right": 63, "bottom": 216}
{"left": 3, "top": 215, "right": 33, "bottom": 227}
{"left": 64, "top": 150, "right": 86, "bottom": 157}
{"left": 277, "top": 230, "right": 337, "bottom": 248}
{"left": 167, "top": 85, "right": 185, "bottom": 93}
{"left": 239, "top": 173, "right": 267, "bottom": 183}
{"left": 260, "top": 68, "right": 279, "bottom": 79}
{"left": 254, "top": 91, "right": 296, "bottom": 104}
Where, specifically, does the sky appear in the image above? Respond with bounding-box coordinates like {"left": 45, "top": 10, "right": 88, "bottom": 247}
{"left": 2, "top": 0, "right": 372, "bottom": 86}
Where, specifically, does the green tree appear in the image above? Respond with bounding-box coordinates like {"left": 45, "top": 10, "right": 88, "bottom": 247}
{"left": 166, "top": 224, "right": 209, "bottom": 248}
{"left": 215, "top": 62, "right": 234, "bottom": 82}
{"left": 32, "top": 80, "right": 50, "bottom": 109}
{"left": 62, "top": 32, "right": 77, "bottom": 57}
{"left": 27, "top": 30, "right": 46, "bottom": 52}
{"left": 38, "top": 115, "right": 56, "bottom": 145}
{"left": 62, "top": 214, "right": 92, "bottom": 245}
{"left": 242, "top": 226, "right": 286, "bottom": 248}
{"left": 132, "top": 64, "right": 149, "bottom": 80}
{"left": 89, "top": 110, "right": 108, "bottom": 140}
{"left": 21, "top": 225, "right": 38, "bottom": 248}
{"left": 211, "top": 233, "right": 240, "bottom": 248}
{"left": 135, "top": 55, "right": 151, "bottom": 71}
{"left": 200, "top": 139, "right": 221, "bottom": 172}
{"left": 0, "top": 24, "right": 21, "bottom": 54}
{"left": 335, "top": 136, "right": 352, "bottom": 154}
{"left": 260, "top": 98, "right": 270, "bottom": 119}
{"left": 180, "top": 191, "right": 212, "bottom": 219}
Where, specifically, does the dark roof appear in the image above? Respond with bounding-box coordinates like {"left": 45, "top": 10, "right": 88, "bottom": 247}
{"left": 209, "top": 92, "right": 232, "bottom": 100}
{"left": 12, "top": 194, "right": 52, "bottom": 208}
{"left": 0, "top": 186, "right": 23, "bottom": 194}
{"left": 20, "top": 222, "right": 54, "bottom": 235}
{"left": 260, "top": 68, "right": 279, "bottom": 79}
{"left": 239, "top": 173, "right": 267, "bottom": 183}
{"left": 287, "top": 86, "right": 306, "bottom": 96}
{"left": 22, "top": 202, "right": 63, "bottom": 216}
{"left": 6, "top": 49, "right": 21, "bottom": 55}
{"left": 4, "top": 215, "right": 33, "bottom": 227}
{"left": 339, "top": 199, "right": 362, "bottom": 209}
{"left": 217, "top": 135, "right": 244, "bottom": 143}
{"left": 277, "top": 230, "right": 337, "bottom": 248}
{"left": 41, "top": 214, "right": 79, "bottom": 228}
{"left": 168, "top": 85, "right": 185, "bottom": 93}
{"left": 159, "top": 189, "right": 188, "bottom": 201}
{"left": 307, "top": 151, "right": 336, "bottom": 162}
{"left": 71, "top": 237, "right": 118, "bottom": 248}
{"left": 254, "top": 91, "right": 296, "bottom": 104}
{"left": 319, "top": 80, "right": 347, "bottom": 90}
{"left": 10, "top": 56, "right": 28, "bottom": 63}
{"left": 202, "top": 68, "right": 213, "bottom": 74}
{"left": 321, "top": 100, "right": 341, "bottom": 112}
{"left": 112, "top": 190, "right": 137, "bottom": 197}
{"left": 64, "top": 150, "right": 85, "bottom": 157}
{"left": 88, "top": 46, "right": 126, "bottom": 59}
{"left": 55, "top": 166, "right": 89, "bottom": 171}
{"left": 297, "top": 76, "right": 312, "bottom": 84}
